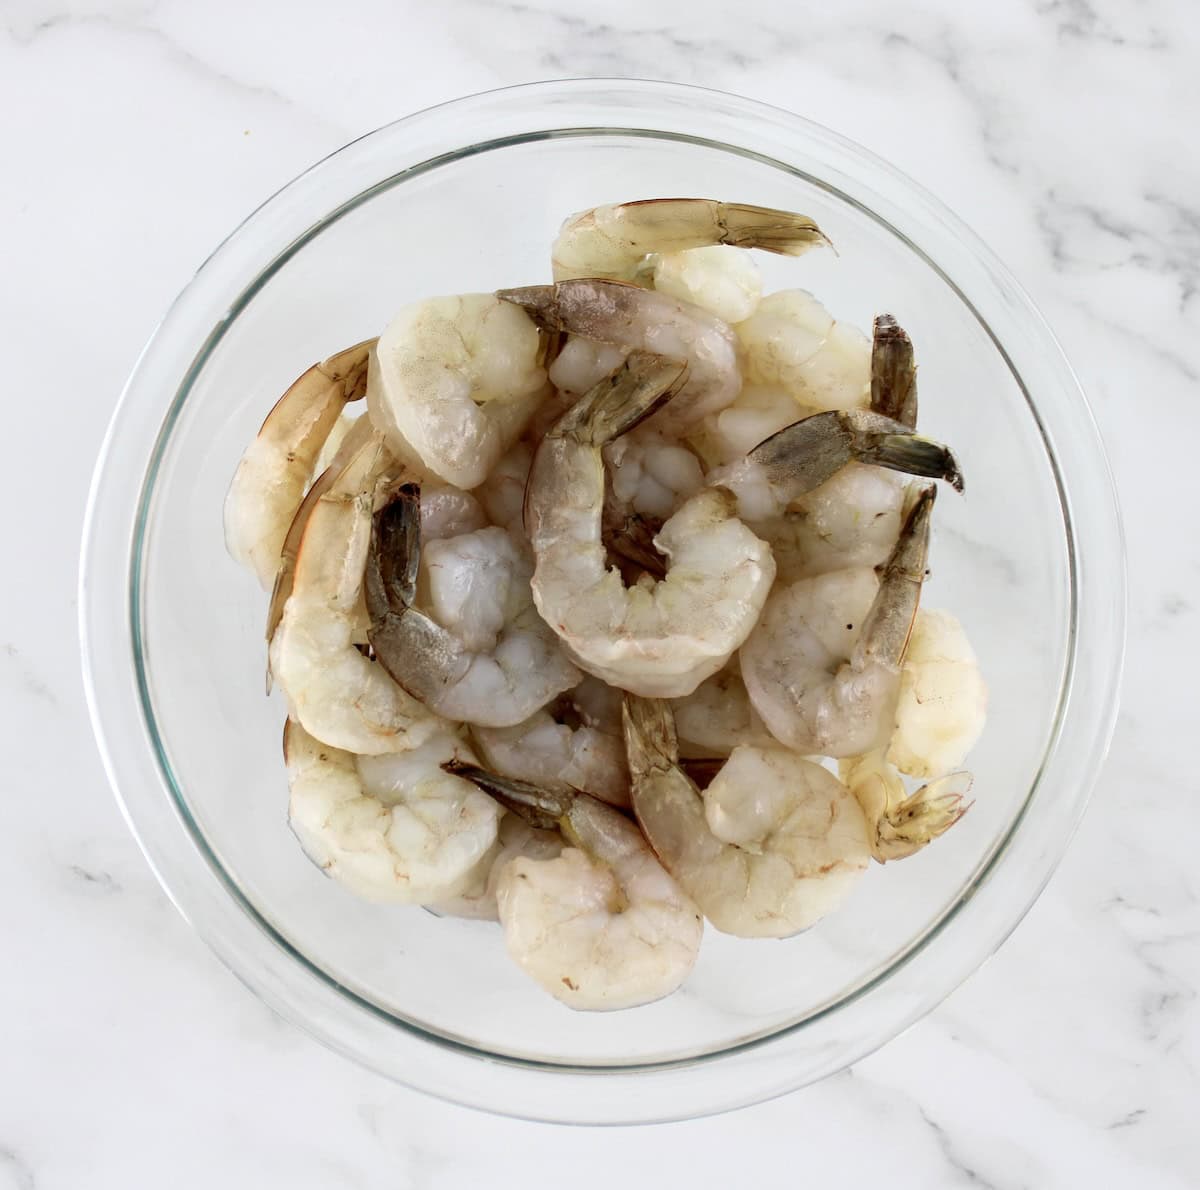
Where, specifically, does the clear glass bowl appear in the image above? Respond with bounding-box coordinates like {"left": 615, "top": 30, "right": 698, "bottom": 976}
{"left": 79, "top": 79, "right": 1125, "bottom": 1124}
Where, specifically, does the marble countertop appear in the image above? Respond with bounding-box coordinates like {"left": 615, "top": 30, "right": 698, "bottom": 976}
{"left": 5, "top": 0, "right": 1198, "bottom": 1185}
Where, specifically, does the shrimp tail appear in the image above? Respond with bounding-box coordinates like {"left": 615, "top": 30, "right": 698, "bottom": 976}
{"left": 873, "top": 772, "right": 973, "bottom": 861}
{"left": 442, "top": 761, "right": 571, "bottom": 833}
{"left": 854, "top": 485, "right": 935, "bottom": 672}
{"left": 706, "top": 201, "right": 832, "bottom": 255}
{"left": 366, "top": 484, "right": 473, "bottom": 701}
{"left": 870, "top": 315, "right": 918, "bottom": 429}
{"left": 621, "top": 695, "right": 682, "bottom": 781}
{"left": 551, "top": 350, "right": 689, "bottom": 446}
{"left": 748, "top": 410, "right": 964, "bottom": 501}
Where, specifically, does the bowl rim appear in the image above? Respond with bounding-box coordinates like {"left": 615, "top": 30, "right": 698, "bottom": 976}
{"left": 79, "top": 77, "right": 1126, "bottom": 1123}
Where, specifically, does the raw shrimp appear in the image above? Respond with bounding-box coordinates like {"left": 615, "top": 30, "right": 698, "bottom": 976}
{"left": 525, "top": 352, "right": 776, "bottom": 697}
{"left": 738, "top": 290, "right": 873, "bottom": 413}
{"left": 671, "top": 662, "right": 773, "bottom": 760}
{"left": 693, "top": 385, "right": 813, "bottom": 467}
{"left": 709, "top": 409, "right": 962, "bottom": 525}
{"left": 473, "top": 693, "right": 631, "bottom": 809}
{"left": 449, "top": 764, "right": 703, "bottom": 1011}
{"left": 551, "top": 198, "right": 827, "bottom": 282}
{"left": 500, "top": 279, "right": 741, "bottom": 436}
{"left": 430, "top": 813, "right": 563, "bottom": 921}
{"left": 623, "top": 697, "right": 870, "bottom": 938}
{"left": 283, "top": 719, "right": 500, "bottom": 904}
{"left": 606, "top": 433, "right": 705, "bottom": 523}
{"left": 840, "top": 750, "right": 971, "bottom": 862}
{"left": 601, "top": 432, "right": 705, "bottom": 578}
{"left": 366, "top": 294, "right": 547, "bottom": 490}
{"left": 266, "top": 413, "right": 376, "bottom": 651}
{"left": 740, "top": 487, "right": 936, "bottom": 757}
{"left": 474, "top": 439, "right": 534, "bottom": 536}
{"left": 366, "top": 487, "right": 580, "bottom": 727}
{"left": 225, "top": 339, "right": 373, "bottom": 587}
{"left": 650, "top": 245, "right": 763, "bottom": 324}
{"left": 888, "top": 609, "right": 987, "bottom": 777}
{"left": 269, "top": 433, "right": 443, "bottom": 755}
{"left": 718, "top": 316, "right": 929, "bottom": 581}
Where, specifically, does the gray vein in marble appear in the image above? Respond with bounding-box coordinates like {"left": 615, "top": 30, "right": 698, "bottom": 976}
{"left": 4, "top": 5, "right": 343, "bottom": 135}
{"left": 2, "top": 644, "right": 57, "bottom": 706}
{"left": 1038, "top": 189, "right": 1200, "bottom": 314}
{"left": 69, "top": 864, "right": 123, "bottom": 894}
{"left": 1107, "top": 1107, "right": 1147, "bottom": 1129}
{"left": 919, "top": 1109, "right": 1018, "bottom": 1190}
{"left": 0, "top": 1144, "right": 36, "bottom": 1190}
{"left": 1033, "top": 0, "right": 1169, "bottom": 49}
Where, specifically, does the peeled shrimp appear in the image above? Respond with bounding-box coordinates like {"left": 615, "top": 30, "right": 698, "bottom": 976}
{"left": 225, "top": 339, "right": 373, "bottom": 587}
{"left": 650, "top": 244, "right": 763, "bottom": 324}
{"left": 738, "top": 290, "right": 872, "bottom": 413}
{"left": 283, "top": 719, "right": 500, "bottom": 904}
{"left": 525, "top": 352, "right": 776, "bottom": 697}
{"left": 500, "top": 279, "right": 741, "bottom": 436}
{"left": 740, "top": 487, "right": 935, "bottom": 757}
{"left": 840, "top": 750, "right": 971, "bottom": 863}
{"left": 692, "top": 384, "right": 812, "bottom": 467}
{"left": 888, "top": 609, "right": 988, "bottom": 778}
{"left": 269, "top": 433, "right": 442, "bottom": 755}
{"left": 366, "top": 487, "right": 580, "bottom": 727}
{"left": 624, "top": 697, "right": 870, "bottom": 938}
{"left": 366, "top": 294, "right": 547, "bottom": 490}
{"left": 671, "top": 662, "right": 773, "bottom": 760}
{"left": 430, "top": 813, "right": 563, "bottom": 921}
{"left": 450, "top": 764, "right": 703, "bottom": 1011}
{"left": 473, "top": 691, "right": 630, "bottom": 809}
{"left": 551, "top": 198, "right": 827, "bottom": 282}
{"left": 719, "top": 316, "right": 932, "bottom": 580}
{"left": 710, "top": 409, "right": 962, "bottom": 525}
{"left": 474, "top": 439, "right": 534, "bottom": 537}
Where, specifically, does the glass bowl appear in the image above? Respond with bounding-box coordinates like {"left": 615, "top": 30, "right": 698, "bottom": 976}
{"left": 79, "top": 79, "right": 1124, "bottom": 1124}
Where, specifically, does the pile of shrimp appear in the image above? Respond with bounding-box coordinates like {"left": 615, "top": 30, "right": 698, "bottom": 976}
{"left": 225, "top": 198, "right": 987, "bottom": 1012}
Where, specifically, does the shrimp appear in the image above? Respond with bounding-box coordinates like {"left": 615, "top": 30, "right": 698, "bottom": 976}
{"left": 840, "top": 750, "right": 972, "bottom": 862}
{"left": 366, "top": 294, "right": 547, "bottom": 490}
{"left": 474, "top": 439, "right": 534, "bottom": 537}
{"left": 737, "top": 290, "right": 872, "bottom": 413}
{"left": 718, "top": 316, "right": 930, "bottom": 581}
{"left": 692, "top": 385, "right": 813, "bottom": 467}
{"left": 708, "top": 408, "right": 962, "bottom": 525}
{"left": 888, "top": 609, "right": 987, "bottom": 778}
{"left": 472, "top": 688, "right": 631, "bottom": 809}
{"left": 739, "top": 487, "right": 936, "bottom": 757}
{"left": 269, "top": 433, "right": 443, "bottom": 755}
{"left": 670, "top": 662, "right": 773, "bottom": 760}
{"left": 365, "top": 486, "right": 580, "bottom": 727}
{"left": 499, "top": 279, "right": 741, "bottom": 436}
{"left": 429, "top": 813, "right": 563, "bottom": 921}
{"left": 225, "top": 338, "right": 373, "bottom": 587}
{"left": 550, "top": 198, "right": 827, "bottom": 282}
{"left": 525, "top": 351, "right": 776, "bottom": 697}
{"left": 650, "top": 244, "right": 763, "bottom": 324}
{"left": 283, "top": 719, "right": 500, "bottom": 904}
{"left": 449, "top": 764, "right": 703, "bottom": 1011}
{"left": 623, "top": 697, "right": 870, "bottom": 938}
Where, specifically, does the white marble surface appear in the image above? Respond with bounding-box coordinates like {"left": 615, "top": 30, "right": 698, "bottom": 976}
{"left": 3, "top": 0, "right": 1198, "bottom": 1184}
